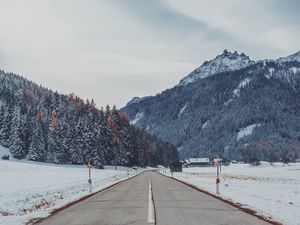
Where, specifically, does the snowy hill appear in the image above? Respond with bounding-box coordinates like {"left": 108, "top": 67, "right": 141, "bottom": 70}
{"left": 179, "top": 50, "right": 254, "bottom": 86}
{"left": 122, "top": 50, "right": 300, "bottom": 161}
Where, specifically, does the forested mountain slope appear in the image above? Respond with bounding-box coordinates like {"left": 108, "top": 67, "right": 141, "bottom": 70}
{"left": 0, "top": 71, "right": 178, "bottom": 168}
{"left": 122, "top": 50, "right": 300, "bottom": 162}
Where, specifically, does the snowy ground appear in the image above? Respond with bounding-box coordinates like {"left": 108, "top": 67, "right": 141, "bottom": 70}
{"left": 162, "top": 163, "right": 300, "bottom": 225}
{"left": 0, "top": 146, "right": 140, "bottom": 225}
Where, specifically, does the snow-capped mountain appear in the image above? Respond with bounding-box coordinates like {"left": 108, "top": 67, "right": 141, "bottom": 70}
{"left": 122, "top": 50, "right": 300, "bottom": 162}
{"left": 179, "top": 50, "right": 255, "bottom": 86}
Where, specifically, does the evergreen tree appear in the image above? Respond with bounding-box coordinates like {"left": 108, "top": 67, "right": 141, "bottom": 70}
{"left": 0, "top": 105, "right": 5, "bottom": 130}
{"left": 72, "top": 116, "right": 85, "bottom": 164}
{"left": 27, "top": 113, "right": 46, "bottom": 161}
{"left": 0, "top": 106, "right": 12, "bottom": 147}
{"left": 9, "top": 107, "right": 26, "bottom": 159}
{"left": 47, "top": 112, "right": 65, "bottom": 163}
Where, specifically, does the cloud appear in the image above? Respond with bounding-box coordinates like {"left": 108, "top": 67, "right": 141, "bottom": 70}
{"left": 163, "top": 0, "right": 300, "bottom": 58}
{"left": 0, "top": 0, "right": 299, "bottom": 107}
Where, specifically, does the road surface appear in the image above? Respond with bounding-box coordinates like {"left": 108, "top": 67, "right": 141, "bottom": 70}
{"left": 36, "top": 171, "right": 270, "bottom": 225}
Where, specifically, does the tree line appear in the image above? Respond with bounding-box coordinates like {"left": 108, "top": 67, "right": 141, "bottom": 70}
{"left": 0, "top": 71, "right": 178, "bottom": 168}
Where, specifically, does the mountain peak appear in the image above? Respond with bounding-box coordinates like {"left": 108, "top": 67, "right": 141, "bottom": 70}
{"left": 179, "top": 50, "right": 254, "bottom": 86}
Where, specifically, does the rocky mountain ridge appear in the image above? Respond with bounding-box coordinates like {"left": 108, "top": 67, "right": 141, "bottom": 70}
{"left": 122, "top": 50, "right": 300, "bottom": 162}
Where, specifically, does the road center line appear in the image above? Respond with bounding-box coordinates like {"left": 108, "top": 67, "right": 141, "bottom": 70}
{"left": 148, "top": 180, "right": 155, "bottom": 224}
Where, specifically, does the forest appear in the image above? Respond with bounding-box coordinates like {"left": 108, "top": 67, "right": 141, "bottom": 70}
{"left": 0, "top": 71, "right": 178, "bottom": 168}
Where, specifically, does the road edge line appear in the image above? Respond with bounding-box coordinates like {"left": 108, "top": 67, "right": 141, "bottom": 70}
{"left": 158, "top": 172, "right": 283, "bottom": 225}
{"left": 27, "top": 171, "right": 145, "bottom": 225}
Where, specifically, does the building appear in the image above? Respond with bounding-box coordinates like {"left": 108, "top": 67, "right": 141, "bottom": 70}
{"left": 185, "top": 158, "right": 211, "bottom": 167}
{"left": 169, "top": 160, "right": 183, "bottom": 172}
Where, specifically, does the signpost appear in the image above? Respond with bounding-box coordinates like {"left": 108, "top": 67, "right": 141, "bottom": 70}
{"left": 88, "top": 160, "right": 92, "bottom": 193}
{"left": 214, "top": 157, "right": 221, "bottom": 195}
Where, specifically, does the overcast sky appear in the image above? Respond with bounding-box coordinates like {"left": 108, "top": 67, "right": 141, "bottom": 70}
{"left": 1, "top": 0, "right": 300, "bottom": 108}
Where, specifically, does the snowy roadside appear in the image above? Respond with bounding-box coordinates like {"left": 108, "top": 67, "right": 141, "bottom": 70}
{"left": 160, "top": 163, "right": 300, "bottom": 225}
{"left": 0, "top": 155, "right": 140, "bottom": 225}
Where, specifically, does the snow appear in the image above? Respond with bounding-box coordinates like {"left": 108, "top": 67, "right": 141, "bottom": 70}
{"left": 201, "top": 120, "right": 209, "bottom": 129}
{"left": 224, "top": 98, "right": 233, "bottom": 106}
{"left": 177, "top": 146, "right": 184, "bottom": 152}
{"left": 233, "top": 78, "right": 251, "bottom": 97}
{"left": 169, "top": 163, "right": 300, "bottom": 225}
{"left": 264, "top": 68, "right": 275, "bottom": 79}
{"left": 130, "top": 112, "right": 144, "bottom": 125}
{"left": 0, "top": 145, "right": 12, "bottom": 159}
{"left": 126, "top": 97, "right": 142, "bottom": 105}
{"left": 126, "top": 96, "right": 151, "bottom": 106}
{"left": 179, "top": 50, "right": 254, "bottom": 86}
{"left": 0, "top": 159, "right": 140, "bottom": 225}
{"left": 237, "top": 124, "right": 260, "bottom": 140}
{"left": 178, "top": 103, "right": 188, "bottom": 118}
{"left": 269, "top": 68, "right": 275, "bottom": 74}
{"left": 291, "top": 67, "right": 300, "bottom": 74}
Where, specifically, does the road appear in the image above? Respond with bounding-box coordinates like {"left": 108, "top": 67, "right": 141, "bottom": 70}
{"left": 36, "top": 171, "right": 270, "bottom": 225}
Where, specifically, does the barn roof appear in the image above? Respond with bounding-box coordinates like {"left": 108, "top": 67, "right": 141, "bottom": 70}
{"left": 186, "top": 158, "right": 210, "bottom": 163}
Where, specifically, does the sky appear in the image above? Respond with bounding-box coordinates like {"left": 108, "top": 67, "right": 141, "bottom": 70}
{"left": 1, "top": 0, "right": 300, "bottom": 108}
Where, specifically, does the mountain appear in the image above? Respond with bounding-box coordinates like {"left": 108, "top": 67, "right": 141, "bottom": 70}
{"left": 179, "top": 49, "right": 254, "bottom": 86}
{"left": 121, "top": 50, "right": 300, "bottom": 162}
{"left": 0, "top": 71, "right": 178, "bottom": 167}
{"left": 277, "top": 50, "right": 300, "bottom": 63}
{"left": 126, "top": 96, "right": 151, "bottom": 106}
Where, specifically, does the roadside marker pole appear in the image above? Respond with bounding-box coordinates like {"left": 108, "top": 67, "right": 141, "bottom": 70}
{"left": 88, "top": 160, "right": 92, "bottom": 193}
{"left": 216, "top": 157, "right": 220, "bottom": 195}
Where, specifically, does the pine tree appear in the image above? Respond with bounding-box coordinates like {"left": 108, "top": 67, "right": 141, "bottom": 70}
{"left": 27, "top": 113, "right": 46, "bottom": 161}
{"left": 0, "top": 106, "right": 13, "bottom": 147}
{"left": 63, "top": 115, "right": 77, "bottom": 164}
{"left": 99, "top": 110, "right": 113, "bottom": 164}
{"left": 91, "top": 122, "right": 105, "bottom": 169}
{"left": 0, "top": 105, "right": 5, "bottom": 131}
{"left": 9, "top": 107, "right": 26, "bottom": 159}
{"left": 81, "top": 115, "right": 94, "bottom": 164}
{"left": 118, "top": 113, "right": 134, "bottom": 166}
{"left": 21, "top": 113, "right": 32, "bottom": 153}
{"left": 72, "top": 116, "right": 85, "bottom": 164}
{"left": 47, "top": 112, "right": 65, "bottom": 163}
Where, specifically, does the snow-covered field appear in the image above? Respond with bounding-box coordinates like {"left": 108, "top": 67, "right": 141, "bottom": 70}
{"left": 166, "top": 163, "right": 300, "bottom": 225}
{"left": 0, "top": 146, "right": 139, "bottom": 225}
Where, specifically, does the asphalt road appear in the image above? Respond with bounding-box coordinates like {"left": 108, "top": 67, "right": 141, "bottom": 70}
{"left": 36, "top": 171, "right": 270, "bottom": 225}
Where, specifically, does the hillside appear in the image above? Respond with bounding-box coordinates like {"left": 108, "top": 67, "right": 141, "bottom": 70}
{"left": 0, "top": 71, "right": 178, "bottom": 167}
{"left": 122, "top": 50, "right": 300, "bottom": 162}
